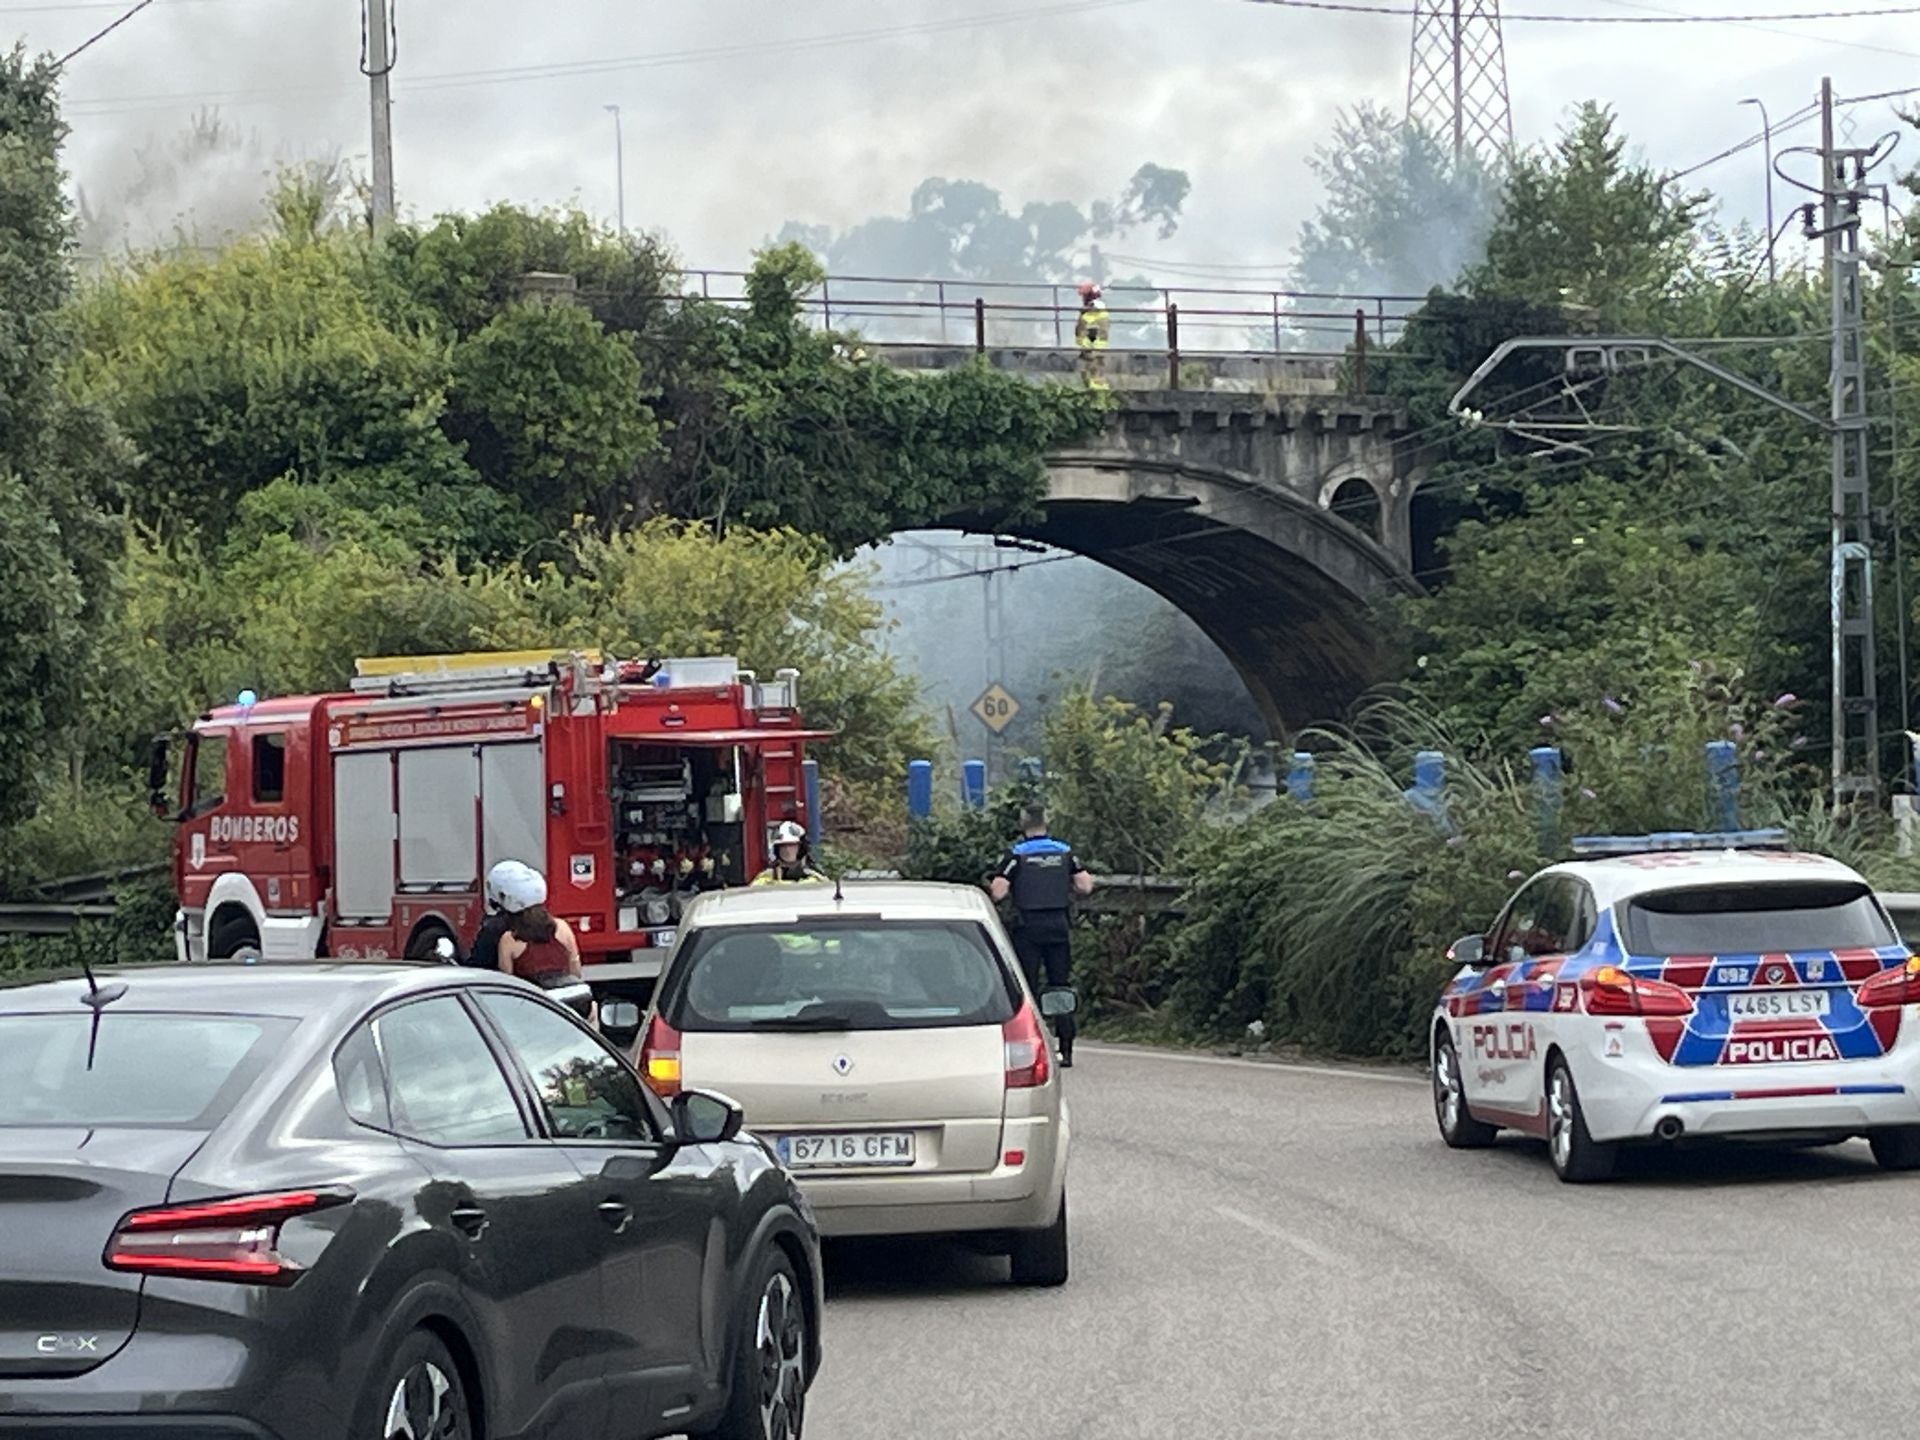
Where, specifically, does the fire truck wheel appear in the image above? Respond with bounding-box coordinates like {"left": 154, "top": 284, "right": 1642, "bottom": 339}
{"left": 207, "top": 909, "right": 260, "bottom": 961}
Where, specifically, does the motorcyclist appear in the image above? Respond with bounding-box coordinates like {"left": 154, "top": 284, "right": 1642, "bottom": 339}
{"left": 469, "top": 859, "right": 539, "bottom": 970}
{"left": 751, "top": 820, "right": 828, "bottom": 885}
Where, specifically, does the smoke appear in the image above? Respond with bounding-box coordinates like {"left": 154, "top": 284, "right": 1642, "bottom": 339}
{"left": 865, "top": 532, "right": 1268, "bottom": 749}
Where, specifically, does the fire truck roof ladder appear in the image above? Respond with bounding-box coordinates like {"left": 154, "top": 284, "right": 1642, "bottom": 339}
{"left": 351, "top": 649, "right": 599, "bottom": 696}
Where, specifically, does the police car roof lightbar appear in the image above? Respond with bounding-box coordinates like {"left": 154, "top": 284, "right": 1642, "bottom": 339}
{"left": 1569, "top": 829, "right": 1791, "bottom": 857}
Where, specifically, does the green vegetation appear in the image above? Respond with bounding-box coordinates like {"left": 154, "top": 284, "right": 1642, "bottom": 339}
{"left": 0, "top": 49, "right": 1100, "bottom": 905}
{"left": 8, "top": 54, "right": 1920, "bottom": 1066}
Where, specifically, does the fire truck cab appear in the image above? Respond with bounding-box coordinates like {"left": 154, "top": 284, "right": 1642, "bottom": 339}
{"left": 156, "top": 650, "right": 830, "bottom": 997}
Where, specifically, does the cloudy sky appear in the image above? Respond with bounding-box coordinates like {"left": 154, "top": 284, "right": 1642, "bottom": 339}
{"left": 14, "top": 0, "right": 1918, "bottom": 271}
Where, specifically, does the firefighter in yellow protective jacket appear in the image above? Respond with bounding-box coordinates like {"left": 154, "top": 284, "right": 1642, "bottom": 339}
{"left": 751, "top": 820, "right": 828, "bottom": 885}
{"left": 1074, "top": 282, "right": 1110, "bottom": 390}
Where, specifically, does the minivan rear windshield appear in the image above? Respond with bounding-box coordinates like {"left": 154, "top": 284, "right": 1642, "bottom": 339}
{"left": 666, "top": 921, "right": 1018, "bottom": 1033}
{"left": 0, "top": 1012, "right": 295, "bottom": 1129}
{"left": 1621, "top": 882, "right": 1897, "bottom": 957}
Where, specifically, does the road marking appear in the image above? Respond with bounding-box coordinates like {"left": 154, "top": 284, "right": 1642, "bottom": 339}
{"left": 1077, "top": 1042, "right": 1424, "bottom": 1087}
{"left": 1213, "top": 1204, "right": 1345, "bottom": 1268}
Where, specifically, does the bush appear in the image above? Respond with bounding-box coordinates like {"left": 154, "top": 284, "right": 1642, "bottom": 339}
{"left": 1160, "top": 690, "right": 1920, "bottom": 1060}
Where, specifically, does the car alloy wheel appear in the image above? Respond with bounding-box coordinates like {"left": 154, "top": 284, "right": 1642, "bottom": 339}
{"left": 1435, "top": 1040, "right": 1464, "bottom": 1133}
{"left": 1432, "top": 1035, "right": 1496, "bottom": 1148}
{"left": 756, "top": 1268, "right": 808, "bottom": 1440}
{"left": 1546, "top": 1056, "right": 1615, "bottom": 1183}
{"left": 384, "top": 1358, "right": 463, "bottom": 1440}
{"left": 1547, "top": 1063, "right": 1575, "bottom": 1172}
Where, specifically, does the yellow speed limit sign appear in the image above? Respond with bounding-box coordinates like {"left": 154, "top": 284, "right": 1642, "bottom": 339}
{"left": 971, "top": 683, "right": 1020, "bottom": 735}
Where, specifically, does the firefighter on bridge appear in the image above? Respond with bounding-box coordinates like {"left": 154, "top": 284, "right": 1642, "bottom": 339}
{"left": 1075, "top": 282, "right": 1110, "bottom": 391}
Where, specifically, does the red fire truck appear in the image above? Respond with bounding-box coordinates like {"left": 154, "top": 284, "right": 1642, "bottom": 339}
{"left": 153, "top": 650, "right": 830, "bottom": 995}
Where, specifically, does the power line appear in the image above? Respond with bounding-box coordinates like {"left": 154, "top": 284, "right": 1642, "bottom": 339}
{"left": 61, "top": 0, "right": 1147, "bottom": 115}
{"left": 1240, "top": 0, "right": 1920, "bottom": 21}
{"left": 53, "top": 0, "right": 153, "bottom": 64}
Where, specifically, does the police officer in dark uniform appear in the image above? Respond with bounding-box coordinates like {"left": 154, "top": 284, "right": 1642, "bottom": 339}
{"left": 989, "top": 805, "right": 1093, "bottom": 1066}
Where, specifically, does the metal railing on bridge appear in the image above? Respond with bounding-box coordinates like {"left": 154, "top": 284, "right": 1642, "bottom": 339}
{"left": 583, "top": 270, "right": 1426, "bottom": 377}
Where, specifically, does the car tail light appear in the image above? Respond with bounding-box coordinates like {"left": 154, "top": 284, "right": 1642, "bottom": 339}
{"left": 640, "top": 1013, "right": 682, "bottom": 1096}
{"left": 1581, "top": 965, "right": 1695, "bottom": 1017}
{"left": 105, "top": 1187, "right": 352, "bottom": 1286}
{"left": 1856, "top": 956, "right": 1920, "bottom": 1009}
{"left": 1003, "top": 1002, "right": 1052, "bottom": 1089}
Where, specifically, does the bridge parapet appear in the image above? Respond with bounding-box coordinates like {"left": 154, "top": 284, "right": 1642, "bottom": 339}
{"left": 876, "top": 344, "right": 1350, "bottom": 397}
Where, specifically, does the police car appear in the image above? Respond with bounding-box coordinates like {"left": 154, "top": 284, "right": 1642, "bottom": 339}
{"left": 1431, "top": 830, "right": 1920, "bottom": 1182}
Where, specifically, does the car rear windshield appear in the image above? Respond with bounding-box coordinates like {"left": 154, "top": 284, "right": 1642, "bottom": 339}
{"left": 0, "top": 1012, "right": 294, "bottom": 1129}
{"left": 1621, "top": 882, "right": 1897, "bottom": 957}
{"left": 666, "top": 921, "right": 1018, "bottom": 1033}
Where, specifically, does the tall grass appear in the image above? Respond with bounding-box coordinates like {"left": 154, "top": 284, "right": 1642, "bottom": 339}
{"left": 1162, "top": 695, "right": 1920, "bottom": 1059}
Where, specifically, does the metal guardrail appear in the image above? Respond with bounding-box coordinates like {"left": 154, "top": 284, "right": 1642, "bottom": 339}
{"left": 0, "top": 903, "right": 118, "bottom": 937}
{"left": 580, "top": 270, "right": 1425, "bottom": 372}
{"left": 28, "top": 862, "right": 168, "bottom": 905}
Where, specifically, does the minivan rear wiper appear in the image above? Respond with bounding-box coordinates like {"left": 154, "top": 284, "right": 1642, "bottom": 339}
{"left": 747, "top": 1009, "right": 856, "bottom": 1032}
{"left": 745, "top": 1000, "right": 890, "bottom": 1032}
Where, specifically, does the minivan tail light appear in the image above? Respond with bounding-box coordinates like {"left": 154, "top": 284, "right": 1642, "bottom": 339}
{"left": 105, "top": 1187, "right": 352, "bottom": 1286}
{"left": 641, "top": 1013, "right": 682, "bottom": 1096}
{"left": 1581, "top": 966, "right": 1695, "bottom": 1017}
{"left": 1003, "top": 1002, "right": 1051, "bottom": 1089}
{"left": 1856, "top": 956, "right": 1920, "bottom": 1009}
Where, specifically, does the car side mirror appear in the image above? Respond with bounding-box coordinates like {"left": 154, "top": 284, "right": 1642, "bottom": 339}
{"left": 600, "top": 1000, "right": 642, "bottom": 1046}
{"left": 146, "top": 736, "right": 177, "bottom": 820}
{"left": 1447, "top": 934, "right": 1486, "bottom": 967}
{"left": 672, "top": 1088, "right": 744, "bottom": 1146}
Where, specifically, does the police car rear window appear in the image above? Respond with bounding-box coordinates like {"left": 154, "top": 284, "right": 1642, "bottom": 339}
{"left": 1621, "top": 882, "right": 1895, "bottom": 956}
{"left": 666, "top": 921, "right": 1018, "bottom": 1032}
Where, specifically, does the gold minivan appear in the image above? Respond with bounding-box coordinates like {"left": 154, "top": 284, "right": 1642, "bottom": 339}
{"left": 633, "top": 880, "right": 1071, "bottom": 1285}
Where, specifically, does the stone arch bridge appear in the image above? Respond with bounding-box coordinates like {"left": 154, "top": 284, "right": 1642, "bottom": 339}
{"left": 894, "top": 345, "right": 1427, "bottom": 734}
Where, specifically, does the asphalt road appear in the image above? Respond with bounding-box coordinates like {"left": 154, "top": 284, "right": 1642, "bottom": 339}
{"left": 803, "top": 1042, "right": 1920, "bottom": 1440}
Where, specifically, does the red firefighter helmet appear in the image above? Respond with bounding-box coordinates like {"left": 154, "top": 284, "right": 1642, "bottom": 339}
{"left": 1078, "top": 282, "right": 1103, "bottom": 302}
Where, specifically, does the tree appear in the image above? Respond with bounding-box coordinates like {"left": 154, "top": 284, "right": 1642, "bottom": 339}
{"left": 447, "top": 302, "right": 661, "bottom": 529}
{"left": 0, "top": 47, "right": 128, "bottom": 831}
{"left": 646, "top": 243, "right": 1103, "bottom": 553}
{"left": 1294, "top": 105, "right": 1500, "bottom": 297}
{"left": 778, "top": 165, "right": 1191, "bottom": 285}
{"left": 1468, "top": 103, "right": 1707, "bottom": 326}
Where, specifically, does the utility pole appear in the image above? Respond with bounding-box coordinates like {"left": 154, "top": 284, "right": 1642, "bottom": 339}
{"left": 364, "top": 0, "right": 396, "bottom": 231}
{"left": 1817, "top": 76, "right": 1880, "bottom": 804}
{"left": 605, "top": 105, "right": 626, "bottom": 235}
{"left": 1739, "top": 96, "right": 1776, "bottom": 283}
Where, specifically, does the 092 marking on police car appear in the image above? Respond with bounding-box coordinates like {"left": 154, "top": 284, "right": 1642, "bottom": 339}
{"left": 1726, "top": 989, "right": 1832, "bottom": 1020}
{"left": 774, "top": 1132, "right": 915, "bottom": 1169}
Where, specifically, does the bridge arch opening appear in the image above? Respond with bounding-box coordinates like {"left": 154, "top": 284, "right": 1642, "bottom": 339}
{"left": 862, "top": 529, "right": 1269, "bottom": 746}
{"left": 1324, "top": 478, "right": 1382, "bottom": 547}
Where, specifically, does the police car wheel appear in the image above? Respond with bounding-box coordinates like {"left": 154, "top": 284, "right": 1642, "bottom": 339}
{"left": 1546, "top": 1056, "right": 1615, "bottom": 1184}
{"left": 1868, "top": 1126, "right": 1920, "bottom": 1171}
{"left": 1432, "top": 1036, "right": 1496, "bottom": 1149}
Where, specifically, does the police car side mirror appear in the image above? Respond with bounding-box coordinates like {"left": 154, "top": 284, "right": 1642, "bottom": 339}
{"left": 1447, "top": 934, "right": 1487, "bottom": 967}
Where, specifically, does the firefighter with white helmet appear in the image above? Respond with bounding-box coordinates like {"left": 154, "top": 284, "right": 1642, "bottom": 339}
{"left": 751, "top": 820, "right": 827, "bottom": 885}
{"left": 467, "top": 859, "right": 548, "bottom": 970}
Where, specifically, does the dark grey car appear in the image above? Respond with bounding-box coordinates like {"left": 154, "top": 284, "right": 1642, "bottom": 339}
{"left": 0, "top": 963, "right": 821, "bottom": 1440}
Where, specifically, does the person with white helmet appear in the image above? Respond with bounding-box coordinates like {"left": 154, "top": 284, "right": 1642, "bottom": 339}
{"left": 751, "top": 820, "right": 827, "bottom": 886}
{"left": 493, "top": 865, "right": 583, "bottom": 986}
{"left": 468, "top": 859, "right": 546, "bottom": 971}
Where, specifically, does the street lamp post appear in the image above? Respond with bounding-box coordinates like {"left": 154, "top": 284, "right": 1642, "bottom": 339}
{"left": 1739, "top": 96, "right": 1776, "bottom": 283}
{"left": 604, "top": 104, "right": 626, "bottom": 235}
